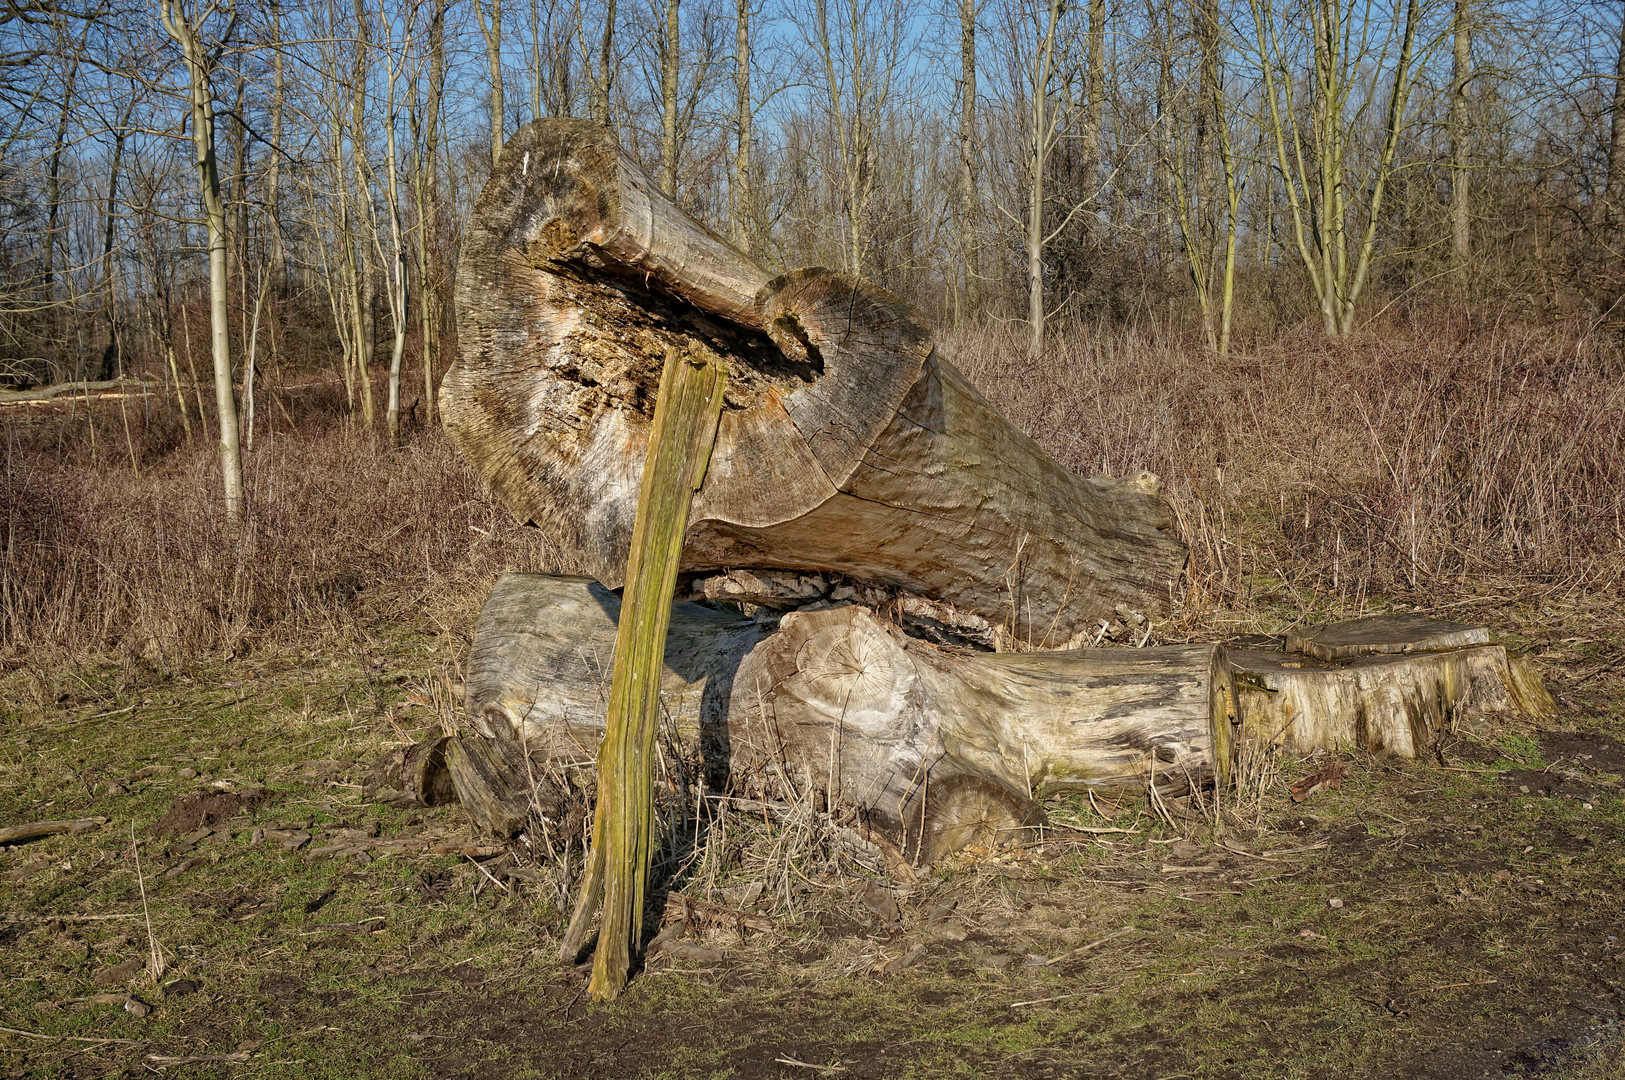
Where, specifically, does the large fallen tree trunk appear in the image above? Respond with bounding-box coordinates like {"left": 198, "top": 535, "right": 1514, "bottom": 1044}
{"left": 441, "top": 119, "right": 1185, "bottom": 645}
{"left": 467, "top": 572, "right": 1234, "bottom": 862}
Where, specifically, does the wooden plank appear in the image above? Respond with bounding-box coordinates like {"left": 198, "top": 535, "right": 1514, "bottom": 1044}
{"left": 560, "top": 345, "right": 727, "bottom": 1002}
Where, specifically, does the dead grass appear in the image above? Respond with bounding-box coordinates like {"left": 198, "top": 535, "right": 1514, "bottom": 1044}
{"left": 6, "top": 319, "right": 1622, "bottom": 673}
{"left": 945, "top": 317, "right": 1625, "bottom": 631}
{"left": 1, "top": 388, "right": 562, "bottom": 672}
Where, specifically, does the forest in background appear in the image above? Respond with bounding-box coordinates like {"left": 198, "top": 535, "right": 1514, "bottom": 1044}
{"left": 5, "top": 0, "right": 1625, "bottom": 400}
{"left": 3, "top": 0, "right": 1624, "bottom": 666}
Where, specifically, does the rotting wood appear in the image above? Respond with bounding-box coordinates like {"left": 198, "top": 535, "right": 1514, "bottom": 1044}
{"left": 469, "top": 572, "right": 1234, "bottom": 865}
{"left": 441, "top": 118, "right": 1185, "bottom": 644}
{"left": 1231, "top": 617, "right": 1551, "bottom": 757}
{"left": 561, "top": 345, "right": 728, "bottom": 1002}
{"left": 443, "top": 737, "right": 533, "bottom": 837}
{"left": 1284, "top": 613, "right": 1489, "bottom": 662}
{"left": 364, "top": 737, "right": 457, "bottom": 807}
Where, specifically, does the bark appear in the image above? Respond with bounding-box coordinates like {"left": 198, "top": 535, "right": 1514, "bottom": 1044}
{"left": 1449, "top": 0, "right": 1470, "bottom": 266}
{"left": 346, "top": 0, "right": 377, "bottom": 426}
{"left": 1609, "top": 9, "right": 1625, "bottom": 209}
{"left": 441, "top": 120, "right": 1186, "bottom": 645}
{"left": 733, "top": 0, "right": 753, "bottom": 250}
{"left": 593, "top": 0, "right": 616, "bottom": 125}
{"left": 414, "top": 0, "right": 447, "bottom": 424}
{"left": 955, "top": 0, "right": 977, "bottom": 321}
{"left": 268, "top": 0, "right": 287, "bottom": 287}
{"left": 473, "top": 0, "right": 505, "bottom": 163}
{"left": 466, "top": 573, "right": 1235, "bottom": 863}
{"left": 660, "top": 0, "right": 681, "bottom": 197}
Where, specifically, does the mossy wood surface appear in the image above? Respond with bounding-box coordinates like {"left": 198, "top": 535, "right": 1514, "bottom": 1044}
{"left": 561, "top": 346, "right": 727, "bottom": 1002}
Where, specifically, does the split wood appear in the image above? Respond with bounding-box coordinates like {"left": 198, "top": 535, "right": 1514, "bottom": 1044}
{"left": 559, "top": 346, "right": 728, "bottom": 1001}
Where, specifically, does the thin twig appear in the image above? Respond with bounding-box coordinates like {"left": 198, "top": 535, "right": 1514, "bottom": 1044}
{"left": 0, "top": 1025, "right": 142, "bottom": 1046}
{"left": 1045, "top": 926, "right": 1138, "bottom": 966}
{"left": 130, "top": 822, "right": 163, "bottom": 986}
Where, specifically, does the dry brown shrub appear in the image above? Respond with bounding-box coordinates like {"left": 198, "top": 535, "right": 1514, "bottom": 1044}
{"left": 1, "top": 394, "right": 564, "bottom": 666}
{"left": 6, "top": 317, "right": 1620, "bottom": 667}
{"left": 944, "top": 318, "right": 1625, "bottom": 623}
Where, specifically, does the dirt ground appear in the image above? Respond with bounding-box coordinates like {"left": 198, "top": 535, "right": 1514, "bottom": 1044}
{"left": 3, "top": 613, "right": 1624, "bottom": 1080}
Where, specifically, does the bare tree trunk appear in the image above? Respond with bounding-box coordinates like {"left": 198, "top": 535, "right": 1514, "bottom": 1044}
{"left": 96, "top": 101, "right": 134, "bottom": 381}
{"left": 660, "top": 0, "right": 680, "bottom": 196}
{"left": 348, "top": 0, "right": 377, "bottom": 427}
{"left": 473, "top": 0, "right": 505, "bottom": 163}
{"left": 268, "top": 0, "right": 287, "bottom": 287}
{"left": 733, "top": 0, "right": 752, "bottom": 249}
{"left": 413, "top": 0, "right": 447, "bottom": 425}
{"left": 955, "top": 0, "right": 978, "bottom": 324}
{"left": 160, "top": 0, "right": 244, "bottom": 523}
{"left": 1083, "top": 0, "right": 1105, "bottom": 197}
{"left": 1025, "top": 0, "right": 1065, "bottom": 359}
{"left": 1608, "top": 8, "right": 1625, "bottom": 209}
{"left": 1449, "top": 0, "right": 1470, "bottom": 268}
{"left": 593, "top": 0, "right": 616, "bottom": 125}
{"left": 378, "top": 0, "right": 413, "bottom": 442}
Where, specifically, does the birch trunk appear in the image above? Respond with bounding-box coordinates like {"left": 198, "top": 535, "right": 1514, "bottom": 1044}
{"left": 160, "top": 0, "right": 244, "bottom": 523}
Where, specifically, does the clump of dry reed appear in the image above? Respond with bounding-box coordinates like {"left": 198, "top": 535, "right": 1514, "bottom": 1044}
{"left": 945, "top": 318, "right": 1625, "bottom": 627}
{"left": 1, "top": 391, "right": 562, "bottom": 668}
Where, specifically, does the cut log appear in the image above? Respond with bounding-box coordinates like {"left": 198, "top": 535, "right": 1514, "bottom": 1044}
{"left": 1231, "top": 617, "right": 1552, "bottom": 757}
{"left": 1284, "top": 613, "right": 1489, "bottom": 662}
{"left": 441, "top": 119, "right": 1186, "bottom": 644}
{"left": 364, "top": 737, "right": 457, "bottom": 808}
{"left": 467, "top": 572, "right": 1235, "bottom": 862}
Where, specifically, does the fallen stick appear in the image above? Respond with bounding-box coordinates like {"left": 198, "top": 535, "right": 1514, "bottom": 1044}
{"left": 1045, "top": 926, "right": 1138, "bottom": 966}
{"left": 0, "top": 819, "right": 107, "bottom": 846}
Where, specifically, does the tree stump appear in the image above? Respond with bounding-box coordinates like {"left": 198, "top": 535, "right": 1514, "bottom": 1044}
{"left": 1231, "top": 615, "right": 1552, "bottom": 757}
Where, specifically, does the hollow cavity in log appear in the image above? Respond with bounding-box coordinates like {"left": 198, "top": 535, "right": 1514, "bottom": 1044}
{"left": 442, "top": 119, "right": 1186, "bottom": 644}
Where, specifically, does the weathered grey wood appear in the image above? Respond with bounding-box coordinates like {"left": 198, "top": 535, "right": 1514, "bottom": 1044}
{"left": 0, "top": 818, "right": 106, "bottom": 846}
{"left": 444, "top": 736, "right": 533, "bottom": 838}
{"left": 1230, "top": 640, "right": 1551, "bottom": 757}
{"left": 468, "top": 572, "right": 1233, "bottom": 862}
{"left": 1284, "top": 614, "right": 1490, "bottom": 662}
{"left": 441, "top": 119, "right": 1186, "bottom": 644}
{"left": 466, "top": 574, "right": 777, "bottom": 779}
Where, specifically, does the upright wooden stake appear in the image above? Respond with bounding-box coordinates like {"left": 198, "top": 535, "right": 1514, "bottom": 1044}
{"left": 560, "top": 345, "right": 727, "bottom": 1001}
